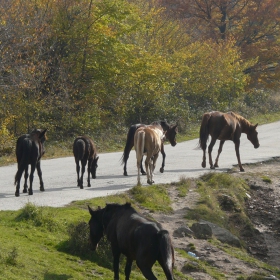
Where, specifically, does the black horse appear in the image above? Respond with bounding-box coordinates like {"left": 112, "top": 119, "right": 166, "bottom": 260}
{"left": 73, "top": 135, "right": 99, "bottom": 189}
{"left": 88, "top": 202, "right": 175, "bottom": 280}
{"left": 121, "top": 120, "right": 178, "bottom": 176}
{"left": 14, "top": 128, "right": 47, "bottom": 197}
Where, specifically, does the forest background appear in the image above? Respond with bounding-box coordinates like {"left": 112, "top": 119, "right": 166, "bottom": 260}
{"left": 0, "top": 0, "right": 280, "bottom": 156}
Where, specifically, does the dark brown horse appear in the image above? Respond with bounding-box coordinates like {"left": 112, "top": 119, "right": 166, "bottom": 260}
{"left": 199, "top": 111, "right": 259, "bottom": 172}
{"left": 14, "top": 128, "right": 47, "bottom": 197}
{"left": 121, "top": 120, "right": 178, "bottom": 176}
{"left": 73, "top": 135, "right": 99, "bottom": 189}
{"left": 134, "top": 126, "right": 165, "bottom": 185}
{"left": 88, "top": 202, "right": 175, "bottom": 280}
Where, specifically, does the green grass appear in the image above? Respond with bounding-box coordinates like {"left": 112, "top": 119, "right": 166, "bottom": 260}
{"left": 0, "top": 174, "right": 280, "bottom": 279}
{"left": 0, "top": 196, "right": 177, "bottom": 280}
{"left": 129, "top": 184, "right": 173, "bottom": 213}
{"left": 185, "top": 173, "right": 252, "bottom": 237}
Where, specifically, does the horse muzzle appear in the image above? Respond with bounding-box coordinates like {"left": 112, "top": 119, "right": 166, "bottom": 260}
{"left": 171, "top": 141, "right": 177, "bottom": 147}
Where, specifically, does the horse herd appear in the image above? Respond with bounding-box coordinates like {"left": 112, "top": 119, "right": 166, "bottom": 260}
{"left": 13, "top": 111, "right": 260, "bottom": 279}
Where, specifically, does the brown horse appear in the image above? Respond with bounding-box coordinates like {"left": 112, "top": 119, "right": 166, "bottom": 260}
{"left": 121, "top": 120, "right": 177, "bottom": 176}
{"left": 14, "top": 128, "right": 47, "bottom": 197}
{"left": 134, "top": 126, "right": 165, "bottom": 185}
{"left": 199, "top": 111, "right": 259, "bottom": 172}
{"left": 88, "top": 202, "right": 175, "bottom": 280}
{"left": 73, "top": 135, "right": 99, "bottom": 189}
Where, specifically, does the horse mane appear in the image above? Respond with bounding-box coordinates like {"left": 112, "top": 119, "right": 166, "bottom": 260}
{"left": 150, "top": 120, "right": 170, "bottom": 131}
{"left": 229, "top": 111, "right": 252, "bottom": 128}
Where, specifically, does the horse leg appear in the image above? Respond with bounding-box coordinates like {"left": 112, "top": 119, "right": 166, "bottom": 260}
{"left": 112, "top": 250, "right": 121, "bottom": 280}
{"left": 137, "top": 158, "right": 141, "bottom": 185}
{"left": 140, "top": 156, "right": 146, "bottom": 175}
{"left": 80, "top": 159, "right": 87, "bottom": 189}
{"left": 15, "top": 169, "right": 23, "bottom": 197}
{"left": 123, "top": 140, "right": 134, "bottom": 176}
{"left": 146, "top": 156, "right": 153, "bottom": 185}
{"left": 159, "top": 143, "right": 165, "bottom": 173}
{"left": 125, "top": 258, "right": 133, "bottom": 280}
{"left": 208, "top": 138, "right": 217, "bottom": 169}
{"left": 214, "top": 140, "right": 225, "bottom": 168}
{"left": 87, "top": 158, "right": 93, "bottom": 187}
{"left": 28, "top": 164, "right": 36, "bottom": 195}
{"left": 201, "top": 146, "right": 207, "bottom": 168}
{"left": 75, "top": 159, "right": 81, "bottom": 187}
{"left": 36, "top": 161, "right": 44, "bottom": 191}
{"left": 23, "top": 166, "right": 29, "bottom": 193}
{"left": 234, "top": 140, "right": 245, "bottom": 172}
{"left": 136, "top": 261, "right": 157, "bottom": 280}
{"left": 150, "top": 153, "right": 159, "bottom": 184}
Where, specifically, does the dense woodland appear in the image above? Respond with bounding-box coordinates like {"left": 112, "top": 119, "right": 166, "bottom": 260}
{"left": 0, "top": 0, "right": 280, "bottom": 152}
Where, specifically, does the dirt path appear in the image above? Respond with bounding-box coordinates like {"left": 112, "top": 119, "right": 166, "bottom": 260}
{"left": 150, "top": 159, "right": 280, "bottom": 279}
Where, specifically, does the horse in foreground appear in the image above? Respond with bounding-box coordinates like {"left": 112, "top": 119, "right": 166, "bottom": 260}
{"left": 88, "top": 202, "right": 175, "bottom": 280}
{"left": 73, "top": 135, "right": 99, "bottom": 189}
{"left": 121, "top": 120, "right": 177, "bottom": 176}
{"left": 134, "top": 126, "right": 165, "bottom": 185}
{"left": 14, "top": 128, "right": 47, "bottom": 197}
{"left": 199, "top": 111, "right": 259, "bottom": 172}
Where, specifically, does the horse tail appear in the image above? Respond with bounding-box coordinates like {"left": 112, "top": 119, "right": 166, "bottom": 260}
{"left": 157, "top": 230, "right": 174, "bottom": 280}
{"left": 135, "top": 130, "right": 145, "bottom": 164}
{"left": 121, "top": 125, "right": 140, "bottom": 165}
{"left": 14, "top": 138, "right": 31, "bottom": 185}
{"left": 199, "top": 113, "right": 211, "bottom": 150}
{"left": 74, "top": 139, "right": 86, "bottom": 161}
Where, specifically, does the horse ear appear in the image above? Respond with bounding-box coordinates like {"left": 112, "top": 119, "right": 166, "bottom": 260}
{"left": 88, "top": 205, "right": 94, "bottom": 215}
{"left": 254, "top": 123, "right": 258, "bottom": 129}
{"left": 39, "top": 129, "right": 47, "bottom": 139}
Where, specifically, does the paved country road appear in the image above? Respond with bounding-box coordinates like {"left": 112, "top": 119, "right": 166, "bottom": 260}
{"left": 1, "top": 120, "right": 280, "bottom": 211}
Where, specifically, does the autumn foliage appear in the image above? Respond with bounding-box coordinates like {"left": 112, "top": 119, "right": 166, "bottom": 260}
{"left": 0, "top": 0, "right": 279, "bottom": 148}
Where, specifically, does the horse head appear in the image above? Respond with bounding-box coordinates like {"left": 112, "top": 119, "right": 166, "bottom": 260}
{"left": 247, "top": 124, "right": 260, "bottom": 149}
{"left": 91, "top": 156, "right": 99, "bottom": 179}
{"left": 88, "top": 205, "right": 104, "bottom": 250}
{"left": 165, "top": 124, "right": 178, "bottom": 147}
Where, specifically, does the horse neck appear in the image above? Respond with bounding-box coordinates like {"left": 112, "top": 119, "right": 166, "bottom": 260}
{"left": 238, "top": 117, "right": 252, "bottom": 134}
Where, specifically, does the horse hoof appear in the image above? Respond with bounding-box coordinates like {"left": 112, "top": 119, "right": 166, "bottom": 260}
{"left": 124, "top": 171, "right": 128, "bottom": 176}
{"left": 147, "top": 180, "right": 153, "bottom": 185}
{"left": 214, "top": 164, "right": 219, "bottom": 168}
{"left": 202, "top": 162, "right": 206, "bottom": 168}
{"left": 160, "top": 167, "right": 164, "bottom": 173}
{"left": 23, "top": 189, "right": 28, "bottom": 193}
{"left": 28, "top": 190, "right": 33, "bottom": 195}
{"left": 15, "top": 192, "right": 19, "bottom": 197}
{"left": 210, "top": 166, "right": 215, "bottom": 170}
{"left": 80, "top": 186, "right": 84, "bottom": 189}
{"left": 240, "top": 168, "right": 245, "bottom": 172}
{"left": 87, "top": 184, "right": 91, "bottom": 188}
{"left": 40, "top": 187, "right": 45, "bottom": 192}
{"left": 141, "top": 172, "right": 147, "bottom": 175}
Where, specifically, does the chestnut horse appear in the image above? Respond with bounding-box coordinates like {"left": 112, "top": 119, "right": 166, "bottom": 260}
{"left": 14, "top": 128, "right": 47, "bottom": 197}
{"left": 199, "top": 111, "right": 259, "bottom": 172}
{"left": 121, "top": 120, "right": 177, "bottom": 176}
{"left": 73, "top": 135, "right": 99, "bottom": 189}
{"left": 88, "top": 202, "right": 175, "bottom": 280}
{"left": 134, "top": 126, "right": 165, "bottom": 185}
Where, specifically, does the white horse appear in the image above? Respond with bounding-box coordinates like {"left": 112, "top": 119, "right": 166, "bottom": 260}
{"left": 134, "top": 126, "right": 165, "bottom": 185}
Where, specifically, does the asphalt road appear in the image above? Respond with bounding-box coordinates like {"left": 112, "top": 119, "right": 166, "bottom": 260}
{"left": 1, "top": 120, "right": 280, "bottom": 211}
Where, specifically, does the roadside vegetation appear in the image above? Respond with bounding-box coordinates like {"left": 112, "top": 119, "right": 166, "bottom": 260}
{"left": 0, "top": 175, "right": 279, "bottom": 279}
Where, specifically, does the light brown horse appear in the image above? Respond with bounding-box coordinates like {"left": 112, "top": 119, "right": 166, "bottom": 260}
{"left": 199, "top": 111, "right": 259, "bottom": 172}
{"left": 134, "top": 126, "right": 165, "bottom": 185}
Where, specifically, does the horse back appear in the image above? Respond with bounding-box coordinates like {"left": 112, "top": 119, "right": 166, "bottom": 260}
{"left": 107, "top": 208, "right": 162, "bottom": 259}
{"left": 73, "top": 136, "right": 97, "bottom": 161}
